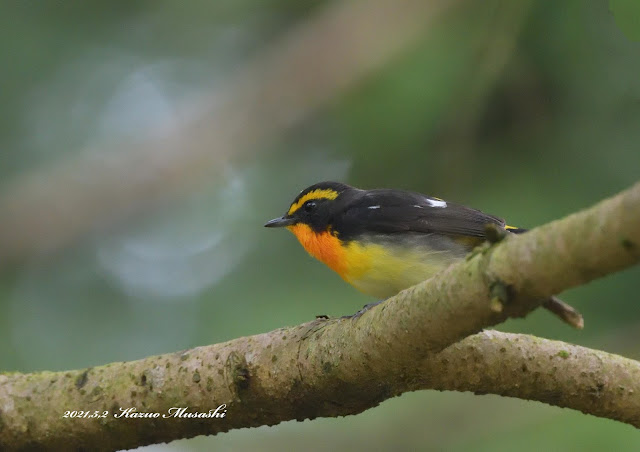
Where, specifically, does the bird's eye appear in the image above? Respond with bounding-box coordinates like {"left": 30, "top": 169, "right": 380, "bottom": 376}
{"left": 303, "top": 201, "right": 317, "bottom": 212}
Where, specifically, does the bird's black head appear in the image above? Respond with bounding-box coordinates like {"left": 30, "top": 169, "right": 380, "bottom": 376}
{"left": 264, "top": 181, "right": 353, "bottom": 232}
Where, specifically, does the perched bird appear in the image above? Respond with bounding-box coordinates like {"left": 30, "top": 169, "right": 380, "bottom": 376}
{"left": 265, "top": 181, "right": 582, "bottom": 328}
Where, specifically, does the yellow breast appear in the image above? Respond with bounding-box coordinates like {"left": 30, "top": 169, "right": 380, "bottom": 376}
{"left": 288, "top": 225, "right": 460, "bottom": 299}
{"left": 340, "top": 240, "right": 455, "bottom": 299}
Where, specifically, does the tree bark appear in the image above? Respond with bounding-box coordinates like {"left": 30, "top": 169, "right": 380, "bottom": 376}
{"left": 1, "top": 182, "right": 639, "bottom": 451}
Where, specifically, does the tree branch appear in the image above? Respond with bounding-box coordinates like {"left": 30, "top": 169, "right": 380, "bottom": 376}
{"left": 1, "top": 183, "right": 639, "bottom": 450}
{"left": 422, "top": 331, "right": 640, "bottom": 426}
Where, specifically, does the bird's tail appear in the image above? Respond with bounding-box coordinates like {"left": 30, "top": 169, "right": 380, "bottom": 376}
{"left": 505, "top": 225, "right": 528, "bottom": 234}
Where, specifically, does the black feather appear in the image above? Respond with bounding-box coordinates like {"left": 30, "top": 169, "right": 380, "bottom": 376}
{"left": 333, "top": 188, "right": 507, "bottom": 241}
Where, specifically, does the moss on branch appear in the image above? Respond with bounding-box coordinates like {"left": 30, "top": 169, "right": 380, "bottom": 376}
{"left": 1, "top": 182, "right": 639, "bottom": 450}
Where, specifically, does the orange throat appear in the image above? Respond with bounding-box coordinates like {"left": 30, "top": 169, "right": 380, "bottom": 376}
{"left": 287, "top": 224, "right": 347, "bottom": 277}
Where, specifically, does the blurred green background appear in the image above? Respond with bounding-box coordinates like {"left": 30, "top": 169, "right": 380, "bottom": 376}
{"left": 1, "top": 1, "right": 639, "bottom": 451}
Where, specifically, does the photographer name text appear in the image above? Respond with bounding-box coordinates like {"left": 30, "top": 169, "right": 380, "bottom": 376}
{"left": 63, "top": 405, "right": 227, "bottom": 419}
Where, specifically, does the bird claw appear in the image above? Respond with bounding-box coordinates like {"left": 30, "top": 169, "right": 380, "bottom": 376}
{"left": 342, "top": 300, "right": 385, "bottom": 320}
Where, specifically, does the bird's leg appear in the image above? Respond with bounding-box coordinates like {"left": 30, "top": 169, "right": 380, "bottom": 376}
{"left": 341, "top": 299, "right": 385, "bottom": 320}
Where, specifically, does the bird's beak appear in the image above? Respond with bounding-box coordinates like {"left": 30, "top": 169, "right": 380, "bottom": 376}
{"left": 264, "top": 216, "right": 296, "bottom": 228}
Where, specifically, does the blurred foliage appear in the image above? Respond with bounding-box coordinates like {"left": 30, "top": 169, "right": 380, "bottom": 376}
{"left": 609, "top": 0, "right": 640, "bottom": 41}
{"left": 1, "top": 1, "right": 639, "bottom": 451}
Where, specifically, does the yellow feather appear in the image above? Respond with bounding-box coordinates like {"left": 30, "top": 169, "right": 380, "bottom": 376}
{"left": 287, "top": 189, "right": 339, "bottom": 215}
{"left": 342, "top": 241, "right": 453, "bottom": 299}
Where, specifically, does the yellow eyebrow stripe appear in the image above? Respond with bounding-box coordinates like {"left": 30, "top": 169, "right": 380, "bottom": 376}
{"left": 505, "top": 225, "right": 519, "bottom": 230}
{"left": 288, "top": 189, "right": 339, "bottom": 215}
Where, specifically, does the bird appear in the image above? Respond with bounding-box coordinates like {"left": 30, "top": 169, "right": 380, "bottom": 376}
{"left": 265, "top": 181, "right": 583, "bottom": 328}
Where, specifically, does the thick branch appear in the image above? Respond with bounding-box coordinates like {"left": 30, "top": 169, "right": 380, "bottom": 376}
{"left": 1, "top": 332, "right": 638, "bottom": 451}
{"left": 1, "top": 183, "right": 639, "bottom": 450}
{"left": 422, "top": 331, "right": 640, "bottom": 425}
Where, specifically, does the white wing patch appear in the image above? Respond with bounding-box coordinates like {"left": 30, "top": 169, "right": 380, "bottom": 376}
{"left": 368, "top": 205, "right": 381, "bottom": 209}
{"left": 426, "top": 198, "right": 447, "bottom": 208}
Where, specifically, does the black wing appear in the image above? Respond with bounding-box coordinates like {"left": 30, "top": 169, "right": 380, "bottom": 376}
{"left": 335, "top": 189, "right": 507, "bottom": 239}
